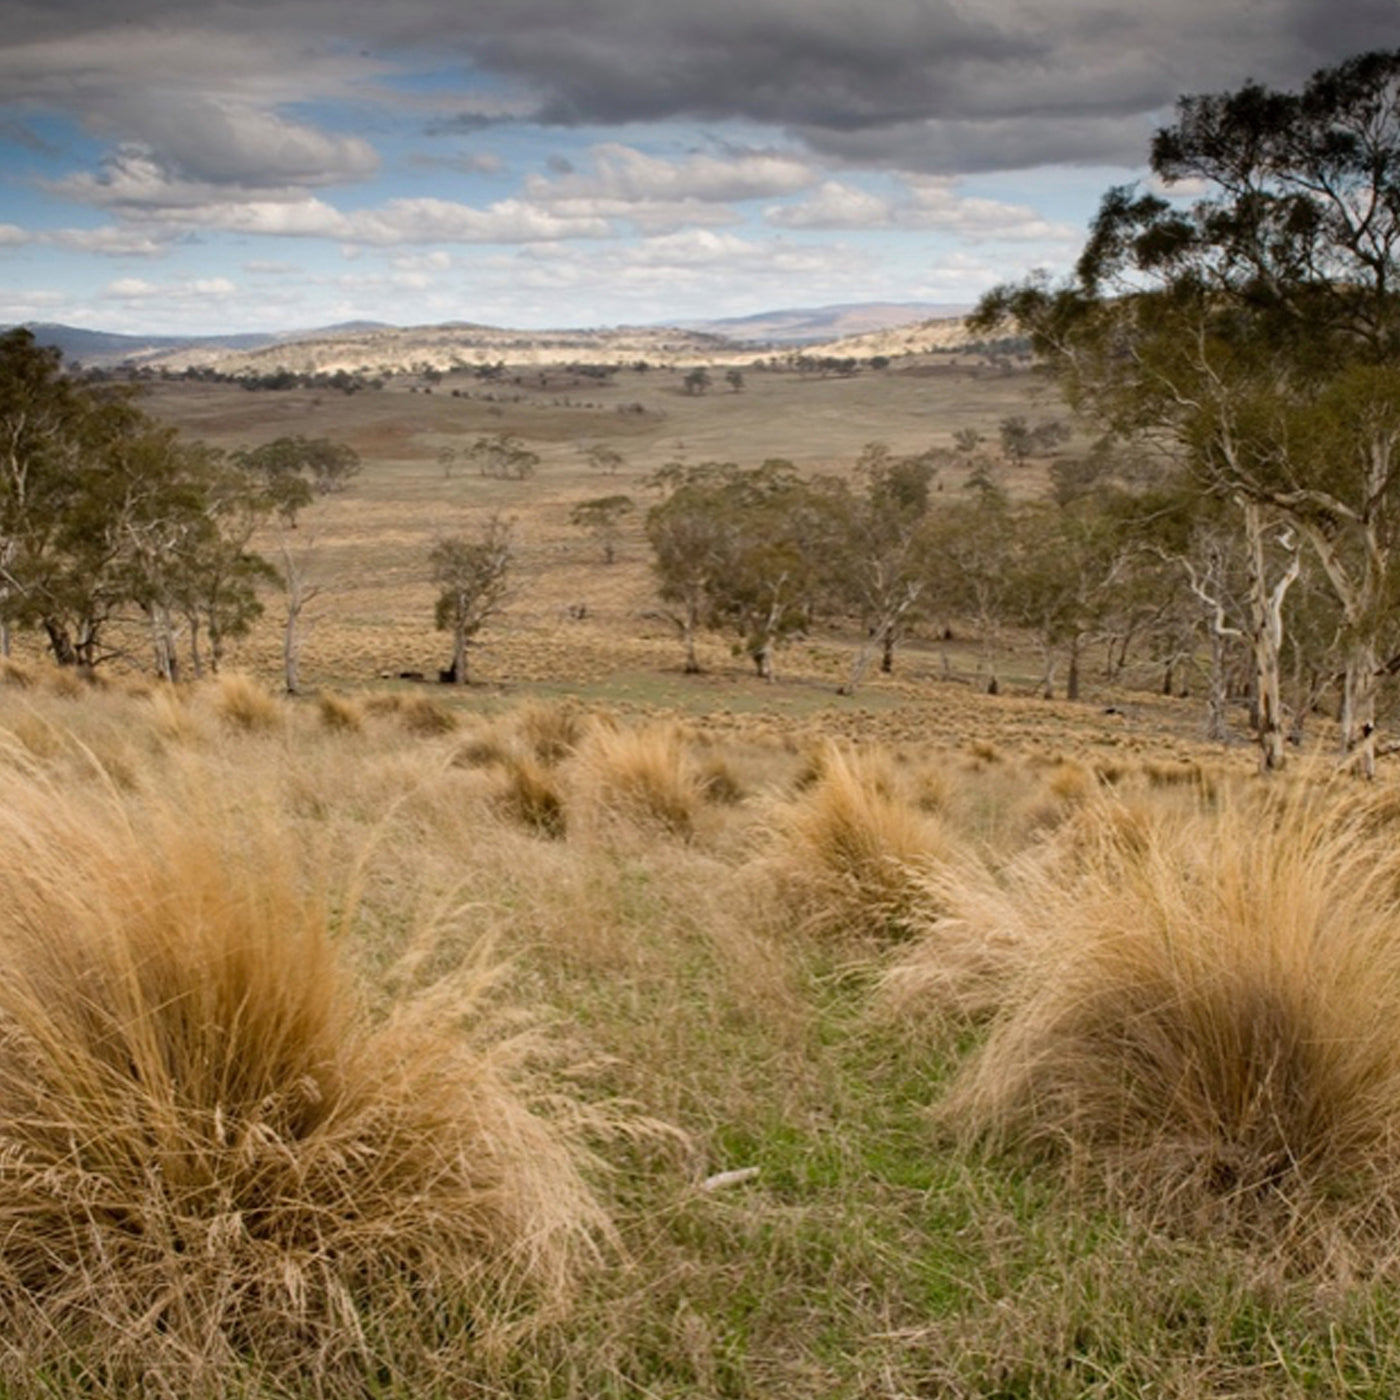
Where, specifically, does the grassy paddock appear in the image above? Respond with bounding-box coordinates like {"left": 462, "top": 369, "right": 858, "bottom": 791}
{"left": 0, "top": 677, "right": 1395, "bottom": 1397}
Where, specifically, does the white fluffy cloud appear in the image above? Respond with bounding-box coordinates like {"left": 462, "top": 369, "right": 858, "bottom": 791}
{"left": 766, "top": 177, "right": 1080, "bottom": 242}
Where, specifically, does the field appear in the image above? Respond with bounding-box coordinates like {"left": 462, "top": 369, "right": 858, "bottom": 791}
{"left": 133, "top": 356, "right": 1083, "bottom": 706}
{"left": 0, "top": 355, "right": 1393, "bottom": 1398}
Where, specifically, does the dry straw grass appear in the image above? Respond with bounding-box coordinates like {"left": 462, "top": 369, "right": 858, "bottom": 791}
{"left": 569, "top": 721, "right": 704, "bottom": 841}
{"left": 760, "top": 741, "right": 951, "bottom": 942}
{"left": 400, "top": 693, "right": 459, "bottom": 736}
{"left": 0, "top": 754, "right": 609, "bottom": 1392}
{"left": 210, "top": 672, "right": 284, "bottom": 732}
{"left": 316, "top": 690, "right": 364, "bottom": 733}
{"left": 512, "top": 698, "right": 589, "bottom": 764}
{"left": 942, "top": 788, "right": 1400, "bottom": 1264}
{"left": 497, "top": 752, "right": 569, "bottom": 838}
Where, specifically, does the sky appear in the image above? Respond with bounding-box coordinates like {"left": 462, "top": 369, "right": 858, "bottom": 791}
{"left": 0, "top": 1, "right": 1395, "bottom": 335}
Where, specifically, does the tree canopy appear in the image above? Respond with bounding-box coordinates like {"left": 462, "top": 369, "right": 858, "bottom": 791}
{"left": 974, "top": 47, "right": 1400, "bottom": 773}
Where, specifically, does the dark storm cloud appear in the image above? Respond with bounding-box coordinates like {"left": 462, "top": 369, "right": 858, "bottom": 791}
{"left": 0, "top": 0, "right": 1395, "bottom": 178}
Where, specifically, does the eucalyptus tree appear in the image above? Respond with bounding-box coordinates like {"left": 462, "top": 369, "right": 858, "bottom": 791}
{"left": 0, "top": 328, "right": 289, "bottom": 677}
{"left": 829, "top": 443, "right": 942, "bottom": 693}
{"left": 975, "top": 49, "right": 1400, "bottom": 773}
{"left": 645, "top": 460, "right": 833, "bottom": 680}
{"left": 430, "top": 515, "right": 513, "bottom": 685}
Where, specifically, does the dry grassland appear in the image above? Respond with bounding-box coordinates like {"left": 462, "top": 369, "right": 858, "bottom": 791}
{"left": 0, "top": 659, "right": 1396, "bottom": 1397}
{"left": 131, "top": 357, "right": 1098, "bottom": 720}
{"left": 1, "top": 361, "right": 1392, "bottom": 1397}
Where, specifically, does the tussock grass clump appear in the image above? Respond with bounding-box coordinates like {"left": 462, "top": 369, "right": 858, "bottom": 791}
{"left": 400, "top": 694, "right": 459, "bottom": 736}
{"left": 697, "top": 752, "right": 746, "bottom": 805}
{"left": 760, "top": 742, "right": 950, "bottom": 942}
{"left": 0, "top": 658, "right": 34, "bottom": 688}
{"left": 44, "top": 665, "right": 89, "bottom": 699}
{"left": 316, "top": 689, "right": 364, "bottom": 733}
{"left": 0, "top": 767, "right": 609, "bottom": 1391}
{"left": 452, "top": 730, "right": 511, "bottom": 768}
{"left": 148, "top": 681, "right": 205, "bottom": 745}
{"left": 513, "top": 698, "right": 588, "bottom": 764}
{"left": 879, "top": 854, "right": 1035, "bottom": 1027}
{"left": 210, "top": 671, "right": 283, "bottom": 732}
{"left": 498, "top": 752, "right": 568, "bottom": 838}
{"left": 570, "top": 722, "right": 703, "bottom": 840}
{"left": 361, "top": 690, "right": 405, "bottom": 718}
{"left": 943, "top": 791, "right": 1400, "bottom": 1260}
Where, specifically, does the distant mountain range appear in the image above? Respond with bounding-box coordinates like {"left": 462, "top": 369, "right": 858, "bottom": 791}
{"left": 675, "top": 302, "right": 972, "bottom": 344}
{"left": 13, "top": 321, "right": 396, "bottom": 367}
{"left": 10, "top": 302, "right": 977, "bottom": 375}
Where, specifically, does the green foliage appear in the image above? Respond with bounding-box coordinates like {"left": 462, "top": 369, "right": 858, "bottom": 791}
{"left": 645, "top": 461, "right": 834, "bottom": 678}
{"left": 466, "top": 432, "right": 540, "bottom": 480}
{"left": 430, "top": 514, "right": 513, "bottom": 683}
{"left": 569, "top": 494, "right": 636, "bottom": 564}
{"left": 234, "top": 433, "right": 360, "bottom": 499}
{"left": 974, "top": 48, "right": 1400, "bottom": 771}
{"left": 0, "top": 329, "right": 286, "bottom": 676}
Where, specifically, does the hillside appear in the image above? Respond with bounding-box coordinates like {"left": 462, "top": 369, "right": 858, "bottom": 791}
{"left": 13, "top": 303, "right": 985, "bottom": 378}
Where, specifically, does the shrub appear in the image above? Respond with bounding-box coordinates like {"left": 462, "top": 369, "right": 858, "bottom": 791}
{"left": 0, "top": 767, "right": 609, "bottom": 1391}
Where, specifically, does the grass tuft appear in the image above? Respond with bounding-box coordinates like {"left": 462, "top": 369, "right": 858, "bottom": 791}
{"left": 316, "top": 690, "right": 364, "bottom": 733}
{"left": 760, "top": 741, "right": 948, "bottom": 942}
{"left": 942, "top": 789, "right": 1400, "bottom": 1263}
{"left": 0, "top": 766, "right": 610, "bottom": 1391}
{"left": 570, "top": 722, "right": 703, "bottom": 840}
{"left": 211, "top": 672, "right": 283, "bottom": 732}
{"left": 498, "top": 753, "right": 569, "bottom": 838}
{"left": 400, "top": 694, "right": 459, "bottom": 736}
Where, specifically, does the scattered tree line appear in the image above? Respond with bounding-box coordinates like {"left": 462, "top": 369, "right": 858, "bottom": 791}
{"left": 975, "top": 46, "right": 1400, "bottom": 775}
{"left": 0, "top": 328, "right": 358, "bottom": 687}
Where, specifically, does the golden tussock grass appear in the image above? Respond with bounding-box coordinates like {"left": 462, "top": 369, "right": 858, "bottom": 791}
{"left": 941, "top": 788, "right": 1400, "bottom": 1265}
{"left": 0, "top": 657, "right": 34, "bottom": 689}
{"left": 361, "top": 690, "right": 405, "bottom": 718}
{"left": 496, "top": 752, "right": 569, "bottom": 838}
{"left": 210, "top": 671, "right": 284, "bottom": 732}
{"left": 399, "top": 693, "right": 459, "bottom": 736}
{"left": 878, "top": 851, "right": 1037, "bottom": 1027}
{"left": 759, "top": 741, "right": 952, "bottom": 942}
{"left": 512, "top": 697, "right": 590, "bottom": 764}
{"left": 0, "top": 760, "right": 611, "bottom": 1392}
{"left": 568, "top": 721, "right": 704, "bottom": 841}
{"left": 316, "top": 690, "right": 364, "bottom": 733}
{"left": 451, "top": 729, "right": 512, "bottom": 769}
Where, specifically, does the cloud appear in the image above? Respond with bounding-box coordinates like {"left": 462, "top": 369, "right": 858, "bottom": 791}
{"left": 526, "top": 143, "right": 817, "bottom": 205}
{"left": 105, "top": 277, "right": 160, "bottom": 299}
{"left": 0, "top": 225, "right": 29, "bottom": 246}
{"left": 409, "top": 150, "right": 504, "bottom": 175}
{"left": 516, "top": 142, "right": 818, "bottom": 234}
{"left": 46, "top": 224, "right": 180, "bottom": 256}
{"left": 763, "top": 181, "right": 893, "bottom": 230}
{"left": 766, "top": 177, "right": 1080, "bottom": 243}
{"left": 76, "top": 190, "right": 613, "bottom": 246}
{"left": 105, "top": 273, "right": 236, "bottom": 302}
{"left": 6, "top": 0, "right": 1392, "bottom": 184}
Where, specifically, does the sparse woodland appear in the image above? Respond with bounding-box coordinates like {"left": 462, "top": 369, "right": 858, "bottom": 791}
{"left": 5, "top": 47, "right": 1400, "bottom": 1400}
